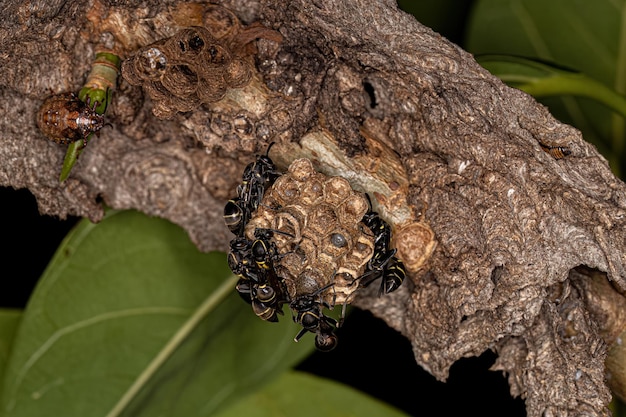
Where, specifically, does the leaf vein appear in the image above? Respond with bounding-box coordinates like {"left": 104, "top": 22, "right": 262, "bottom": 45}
{"left": 6, "top": 307, "right": 188, "bottom": 413}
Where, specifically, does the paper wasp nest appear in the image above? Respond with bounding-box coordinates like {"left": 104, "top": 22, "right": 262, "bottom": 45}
{"left": 245, "top": 158, "right": 375, "bottom": 307}
{"left": 122, "top": 26, "right": 250, "bottom": 119}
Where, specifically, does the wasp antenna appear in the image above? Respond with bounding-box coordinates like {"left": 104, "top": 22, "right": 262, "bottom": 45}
{"left": 364, "top": 192, "right": 373, "bottom": 209}
{"left": 254, "top": 227, "right": 295, "bottom": 239}
{"left": 273, "top": 228, "right": 295, "bottom": 238}
{"left": 259, "top": 201, "right": 281, "bottom": 211}
{"left": 311, "top": 282, "right": 335, "bottom": 298}
{"left": 265, "top": 141, "right": 276, "bottom": 157}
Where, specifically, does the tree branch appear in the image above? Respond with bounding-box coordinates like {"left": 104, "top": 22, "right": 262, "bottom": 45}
{"left": 2, "top": 0, "right": 624, "bottom": 415}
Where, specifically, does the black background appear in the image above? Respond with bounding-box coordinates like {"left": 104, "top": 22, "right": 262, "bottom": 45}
{"left": 1, "top": 186, "right": 525, "bottom": 416}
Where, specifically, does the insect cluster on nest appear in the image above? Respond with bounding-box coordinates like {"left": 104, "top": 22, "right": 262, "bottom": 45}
{"left": 224, "top": 145, "right": 406, "bottom": 351}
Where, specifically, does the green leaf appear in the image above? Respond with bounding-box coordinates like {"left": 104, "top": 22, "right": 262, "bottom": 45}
{"left": 58, "top": 139, "right": 85, "bottom": 183}
{"left": 214, "top": 370, "right": 411, "bottom": 417}
{"left": 0, "top": 310, "right": 21, "bottom": 382}
{"left": 0, "top": 210, "right": 314, "bottom": 417}
{"left": 611, "top": 395, "right": 626, "bottom": 417}
{"left": 476, "top": 55, "right": 626, "bottom": 120}
{"left": 466, "top": 0, "right": 626, "bottom": 175}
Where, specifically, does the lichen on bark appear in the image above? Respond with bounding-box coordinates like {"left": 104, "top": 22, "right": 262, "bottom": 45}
{"left": 1, "top": 0, "right": 625, "bottom": 415}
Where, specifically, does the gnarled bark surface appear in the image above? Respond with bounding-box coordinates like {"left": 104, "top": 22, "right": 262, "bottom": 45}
{"left": 2, "top": 0, "right": 625, "bottom": 415}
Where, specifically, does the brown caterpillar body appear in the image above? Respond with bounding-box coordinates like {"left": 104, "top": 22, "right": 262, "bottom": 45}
{"left": 36, "top": 92, "right": 105, "bottom": 145}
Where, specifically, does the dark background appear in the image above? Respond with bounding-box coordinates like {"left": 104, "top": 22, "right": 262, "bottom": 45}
{"left": 0, "top": 186, "right": 525, "bottom": 416}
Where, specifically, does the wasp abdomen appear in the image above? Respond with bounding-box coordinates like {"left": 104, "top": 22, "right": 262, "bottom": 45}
{"left": 541, "top": 144, "right": 571, "bottom": 160}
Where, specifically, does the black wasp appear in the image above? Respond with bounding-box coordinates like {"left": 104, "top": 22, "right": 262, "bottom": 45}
{"left": 224, "top": 144, "right": 288, "bottom": 322}
{"left": 359, "top": 251, "right": 406, "bottom": 294}
{"left": 223, "top": 143, "right": 281, "bottom": 238}
{"left": 247, "top": 228, "right": 294, "bottom": 321}
{"left": 223, "top": 197, "right": 247, "bottom": 237}
{"left": 227, "top": 237, "right": 257, "bottom": 280}
{"left": 228, "top": 233, "right": 288, "bottom": 322}
{"left": 236, "top": 142, "right": 281, "bottom": 215}
{"left": 236, "top": 277, "right": 286, "bottom": 322}
{"left": 358, "top": 195, "right": 406, "bottom": 294}
{"left": 239, "top": 143, "right": 281, "bottom": 203}
{"left": 292, "top": 283, "right": 339, "bottom": 351}
{"left": 361, "top": 196, "right": 392, "bottom": 253}
{"left": 251, "top": 228, "right": 295, "bottom": 270}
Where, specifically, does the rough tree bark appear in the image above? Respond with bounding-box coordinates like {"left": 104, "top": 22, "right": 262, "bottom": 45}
{"left": 2, "top": 0, "right": 625, "bottom": 415}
